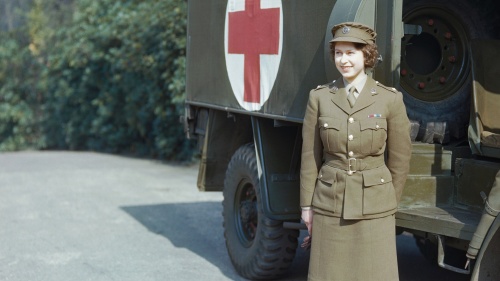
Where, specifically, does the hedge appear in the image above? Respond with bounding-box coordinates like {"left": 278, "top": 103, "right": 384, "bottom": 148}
{"left": 0, "top": 0, "right": 194, "bottom": 161}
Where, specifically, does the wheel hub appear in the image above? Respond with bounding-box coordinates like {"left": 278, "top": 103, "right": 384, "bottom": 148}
{"left": 235, "top": 181, "right": 258, "bottom": 245}
{"left": 240, "top": 200, "right": 257, "bottom": 224}
{"left": 401, "top": 6, "right": 470, "bottom": 102}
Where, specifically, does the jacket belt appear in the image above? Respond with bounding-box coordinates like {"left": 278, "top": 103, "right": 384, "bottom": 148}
{"left": 324, "top": 156, "right": 385, "bottom": 172}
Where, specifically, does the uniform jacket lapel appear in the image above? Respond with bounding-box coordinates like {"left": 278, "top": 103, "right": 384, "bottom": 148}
{"left": 329, "top": 80, "right": 351, "bottom": 114}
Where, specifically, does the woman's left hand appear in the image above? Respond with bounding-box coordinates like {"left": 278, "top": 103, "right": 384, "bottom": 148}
{"left": 301, "top": 208, "right": 314, "bottom": 235}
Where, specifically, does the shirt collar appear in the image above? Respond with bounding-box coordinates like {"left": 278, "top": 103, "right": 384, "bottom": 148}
{"left": 343, "top": 73, "right": 368, "bottom": 93}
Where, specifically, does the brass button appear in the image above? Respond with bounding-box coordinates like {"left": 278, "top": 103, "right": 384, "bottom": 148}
{"left": 348, "top": 117, "right": 354, "bottom": 123}
{"left": 348, "top": 151, "right": 354, "bottom": 157}
{"left": 319, "top": 174, "right": 323, "bottom": 178}
{"left": 381, "top": 178, "right": 385, "bottom": 183}
{"left": 375, "top": 124, "right": 380, "bottom": 129}
{"left": 324, "top": 123, "right": 329, "bottom": 128}
{"left": 347, "top": 171, "right": 353, "bottom": 175}
{"left": 348, "top": 135, "right": 353, "bottom": 141}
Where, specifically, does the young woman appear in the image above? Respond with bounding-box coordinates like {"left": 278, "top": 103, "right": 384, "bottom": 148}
{"left": 300, "top": 22, "right": 412, "bottom": 281}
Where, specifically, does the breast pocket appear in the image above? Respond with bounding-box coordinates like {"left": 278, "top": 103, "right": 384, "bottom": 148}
{"left": 312, "top": 165, "right": 338, "bottom": 212}
{"left": 318, "top": 116, "right": 342, "bottom": 153}
{"left": 362, "top": 166, "right": 397, "bottom": 215}
{"left": 360, "top": 118, "right": 387, "bottom": 154}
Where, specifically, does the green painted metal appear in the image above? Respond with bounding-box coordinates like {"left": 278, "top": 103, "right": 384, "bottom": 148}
{"left": 396, "top": 207, "right": 481, "bottom": 240}
{"left": 455, "top": 159, "right": 500, "bottom": 212}
{"left": 408, "top": 143, "right": 453, "bottom": 175}
{"left": 197, "top": 110, "right": 253, "bottom": 192}
{"left": 186, "top": 0, "right": 337, "bottom": 121}
{"left": 186, "top": 0, "right": 402, "bottom": 121}
{"left": 252, "top": 117, "right": 301, "bottom": 220}
{"left": 401, "top": 175, "right": 454, "bottom": 207}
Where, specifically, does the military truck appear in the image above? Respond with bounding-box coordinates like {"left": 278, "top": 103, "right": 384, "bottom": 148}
{"left": 184, "top": 0, "right": 500, "bottom": 279}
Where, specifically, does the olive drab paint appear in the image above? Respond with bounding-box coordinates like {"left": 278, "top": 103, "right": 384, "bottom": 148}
{"left": 187, "top": 0, "right": 339, "bottom": 121}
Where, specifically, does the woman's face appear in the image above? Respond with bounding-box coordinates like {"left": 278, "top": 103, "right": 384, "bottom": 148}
{"left": 334, "top": 42, "right": 365, "bottom": 83}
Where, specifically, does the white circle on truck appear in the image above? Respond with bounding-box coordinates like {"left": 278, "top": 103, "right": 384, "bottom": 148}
{"left": 224, "top": 0, "right": 283, "bottom": 111}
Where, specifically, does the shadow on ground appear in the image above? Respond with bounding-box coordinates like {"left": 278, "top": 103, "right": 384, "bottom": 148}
{"left": 122, "top": 202, "right": 246, "bottom": 280}
{"left": 121, "top": 202, "right": 310, "bottom": 281}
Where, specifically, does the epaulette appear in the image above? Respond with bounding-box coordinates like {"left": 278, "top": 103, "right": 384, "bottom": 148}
{"left": 313, "top": 80, "right": 337, "bottom": 91}
{"left": 313, "top": 85, "right": 327, "bottom": 91}
{"left": 375, "top": 81, "right": 398, "bottom": 93}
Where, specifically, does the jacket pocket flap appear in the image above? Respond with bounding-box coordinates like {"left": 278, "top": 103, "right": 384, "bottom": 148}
{"left": 317, "top": 166, "right": 336, "bottom": 184}
{"left": 360, "top": 118, "right": 387, "bottom": 131}
{"left": 363, "top": 166, "right": 392, "bottom": 187}
{"left": 318, "top": 116, "right": 341, "bottom": 130}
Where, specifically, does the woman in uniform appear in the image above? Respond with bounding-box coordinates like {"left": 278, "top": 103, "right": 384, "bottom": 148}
{"left": 300, "top": 22, "right": 412, "bottom": 281}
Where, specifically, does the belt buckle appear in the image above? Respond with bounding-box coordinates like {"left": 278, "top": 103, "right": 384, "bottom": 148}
{"left": 348, "top": 158, "right": 357, "bottom": 175}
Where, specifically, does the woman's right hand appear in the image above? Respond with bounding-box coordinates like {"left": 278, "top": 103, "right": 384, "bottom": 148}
{"left": 301, "top": 208, "right": 313, "bottom": 235}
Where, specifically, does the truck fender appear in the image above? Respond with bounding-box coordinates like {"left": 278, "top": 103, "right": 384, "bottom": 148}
{"left": 467, "top": 170, "right": 500, "bottom": 259}
{"left": 470, "top": 215, "right": 500, "bottom": 281}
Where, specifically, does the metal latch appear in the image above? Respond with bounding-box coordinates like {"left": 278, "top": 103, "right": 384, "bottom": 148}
{"left": 404, "top": 24, "right": 422, "bottom": 35}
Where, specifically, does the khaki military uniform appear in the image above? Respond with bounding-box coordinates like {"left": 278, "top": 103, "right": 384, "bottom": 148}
{"left": 300, "top": 77, "right": 411, "bottom": 218}
{"left": 300, "top": 77, "right": 412, "bottom": 281}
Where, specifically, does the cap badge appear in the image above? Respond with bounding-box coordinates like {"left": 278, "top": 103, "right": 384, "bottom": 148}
{"left": 342, "top": 26, "right": 350, "bottom": 34}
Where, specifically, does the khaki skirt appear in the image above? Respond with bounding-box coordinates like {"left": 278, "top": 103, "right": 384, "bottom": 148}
{"left": 308, "top": 213, "right": 399, "bottom": 281}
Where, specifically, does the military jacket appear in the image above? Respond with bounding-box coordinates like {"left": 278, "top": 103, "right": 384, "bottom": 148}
{"left": 300, "top": 77, "right": 411, "bottom": 220}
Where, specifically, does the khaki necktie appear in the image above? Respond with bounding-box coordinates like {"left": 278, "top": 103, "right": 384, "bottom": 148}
{"left": 347, "top": 86, "right": 357, "bottom": 107}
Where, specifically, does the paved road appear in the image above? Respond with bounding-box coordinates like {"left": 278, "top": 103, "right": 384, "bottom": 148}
{"left": 0, "top": 151, "right": 470, "bottom": 281}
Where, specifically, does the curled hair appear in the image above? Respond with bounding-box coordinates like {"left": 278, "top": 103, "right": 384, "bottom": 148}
{"left": 329, "top": 42, "right": 379, "bottom": 69}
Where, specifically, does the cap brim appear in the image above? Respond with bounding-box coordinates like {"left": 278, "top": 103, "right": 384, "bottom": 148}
{"left": 329, "top": 37, "right": 368, "bottom": 44}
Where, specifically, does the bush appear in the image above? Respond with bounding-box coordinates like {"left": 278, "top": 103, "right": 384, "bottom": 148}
{"left": 0, "top": 31, "right": 45, "bottom": 151}
{"left": 0, "top": 0, "right": 194, "bottom": 161}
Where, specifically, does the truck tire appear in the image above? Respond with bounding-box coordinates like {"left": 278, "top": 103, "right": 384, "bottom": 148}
{"left": 401, "top": 0, "right": 489, "bottom": 142}
{"left": 222, "top": 143, "right": 299, "bottom": 280}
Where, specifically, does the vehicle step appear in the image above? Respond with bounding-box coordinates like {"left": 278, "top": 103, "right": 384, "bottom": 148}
{"left": 396, "top": 206, "right": 481, "bottom": 240}
{"left": 409, "top": 143, "right": 452, "bottom": 175}
{"left": 400, "top": 175, "right": 454, "bottom": 208}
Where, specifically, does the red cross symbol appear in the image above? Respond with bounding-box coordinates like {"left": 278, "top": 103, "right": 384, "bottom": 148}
{"left": 228, "top": 0, "right": 280, "bottom": 103}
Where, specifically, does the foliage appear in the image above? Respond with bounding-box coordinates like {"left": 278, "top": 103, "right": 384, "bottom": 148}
{"left": 0, "top": 28, "right": 45, "bottom": 150}
{"left": 0, "top": 0, "right": 193, "bottom": 161}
